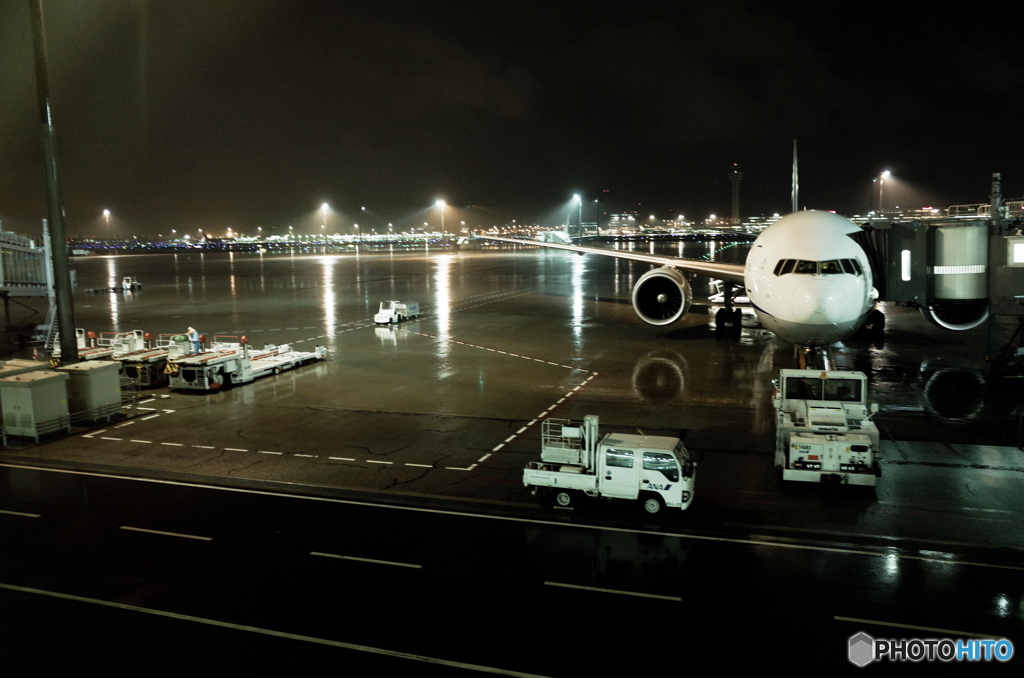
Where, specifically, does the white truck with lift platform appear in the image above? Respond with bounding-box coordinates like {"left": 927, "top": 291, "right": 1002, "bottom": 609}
{"left": 167, "top": 336, "right": 326, "bottom": 391}
{"left": 774, "top": 369, "right": 882, "bottom": 485}
{"left": 523, "top": 415, "right": 696, "bottom": 514}
{"left": 374, "top": 300, "right": 419, "bottom": 325}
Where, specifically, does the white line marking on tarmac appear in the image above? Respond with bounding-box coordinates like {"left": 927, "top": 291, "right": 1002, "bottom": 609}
{"left": 405, "top": 463, "right": 432, "bottom": 468}
{"left": 833, "top": 617, "right": 1007, "bottom": 639}
{"left": 258, "top": 451, "right": 283, "bottom": 455}
{"left": 545, "top": 581, "right": 681, "bottom": 602}
{"left": 329, "top": 457, "right": 355, "bottom": 461}
{"left": 310, "top": 552, "right": 421, "bottom": 569}
{"left": 0, "top": 583, "right": 549, "bottom": 678}
{"left": 367, "top": 460, "right": 393, "bottom": 465}
{"left": 160, "top": 442, "right": 184, "bottom": 447}
{"left": 6, "top": 462, "right": 1019, "bottom": 573}
{"left": 0, "top": 509, "right": 40, "bottom": 518}
{"left": 131, "top": 440, "right": 152, "bottom": 444}
{"left": 120, "top": 526, "right": 211, "bottom": 541}
{"left": 114, "top": 421, "right": 135, "bottom": 428}
{"left": 141, "top": 414, "right": 160, "bottom": 421}
{"left": 225, "top": 448, "right": 248, "bottom": 452}
{"left": 193, "top": 445, "right": 215, "bottom": 449}
{"left": 101, "top": 437, "right": 122, "bottom": 441}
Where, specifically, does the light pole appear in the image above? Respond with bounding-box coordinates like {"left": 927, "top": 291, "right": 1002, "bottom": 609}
{"left": 321, "top": 202, "right": 329, "bottom": 232}
{"left": 573, "top": 194, "right": 582, "bottom": 237}
{"left": 435, "top": 199, "right": 446, "bottom": 237}
{"left": 103, "top": 208, "right": 110, "bottom": 230}
{"left": 878, "top": 170, "right": 890, "bottom": 213}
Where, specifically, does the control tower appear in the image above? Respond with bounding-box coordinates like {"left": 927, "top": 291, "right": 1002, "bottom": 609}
{"left": 728, "top": 164, "right": 743, "bottom": 225}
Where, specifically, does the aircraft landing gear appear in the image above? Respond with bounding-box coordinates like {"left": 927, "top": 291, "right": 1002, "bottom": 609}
{"left": 714, "top": 283, "right": 743, "bottom": 341}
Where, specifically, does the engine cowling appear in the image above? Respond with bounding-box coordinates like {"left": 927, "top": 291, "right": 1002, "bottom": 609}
{"left": 921, "top": 300, "right": 989, "bottom": 331}
{"left": 631, "top": 266, "right": 692, "bottom": 326}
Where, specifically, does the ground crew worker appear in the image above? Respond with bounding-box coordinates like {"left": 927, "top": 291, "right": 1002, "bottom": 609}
{"left": 187, "top": 327, "right": 200, "bottom": 354}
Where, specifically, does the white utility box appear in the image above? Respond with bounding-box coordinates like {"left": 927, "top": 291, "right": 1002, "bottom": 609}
{"left": 0, "top": 370, "right": 71, "bottom": 441}
{"left": 56, "top": 360, "right": 122, "bottom": 422}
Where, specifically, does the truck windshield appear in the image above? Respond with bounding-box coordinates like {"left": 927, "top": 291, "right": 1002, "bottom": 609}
{"left": 643, "top": 451, "right": 679, "bottom": 482}
{"left": 785, "top": 377, "right": 861, "bottom": 402}
{"left": 823, "top": 379, "right": 861, "bottom": 402}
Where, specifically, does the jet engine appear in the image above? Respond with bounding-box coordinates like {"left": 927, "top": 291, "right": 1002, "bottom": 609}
{"left": 631, "top": 266, "right": 691, "bottom": 326}
{"left": 921, "top": 301, "right": 989, "bottom": 331}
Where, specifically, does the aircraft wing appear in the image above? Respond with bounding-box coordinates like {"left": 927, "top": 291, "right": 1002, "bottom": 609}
{"left": 476, "top": 235, "right": 747, "bottom": 284}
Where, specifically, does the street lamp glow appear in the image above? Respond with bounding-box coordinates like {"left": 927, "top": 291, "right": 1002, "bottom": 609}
{"left": 435, "top": 199, "right": 446, "bottom": 235}
{"left": 878, "top": 171, "right": 892, "bottom": 213}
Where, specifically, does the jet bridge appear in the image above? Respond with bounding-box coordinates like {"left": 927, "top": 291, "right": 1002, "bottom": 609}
{"left": 852, "top": 174, "right": 1024, "bottom": 368}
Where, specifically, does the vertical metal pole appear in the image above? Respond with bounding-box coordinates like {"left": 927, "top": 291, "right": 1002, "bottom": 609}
{"left": 29, "top": 0, "right": 77, "bottom": 363}
{"left": 790, "top": 140, "right": 799, "bottom": 214}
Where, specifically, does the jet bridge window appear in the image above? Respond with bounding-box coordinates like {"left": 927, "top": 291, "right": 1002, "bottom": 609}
{"left": 643, "top": 451, "right": 679, "bottom": 482}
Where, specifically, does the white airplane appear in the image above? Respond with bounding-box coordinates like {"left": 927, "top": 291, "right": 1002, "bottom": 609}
{"left": 479, "top": 210, "right": 879, "bottom": 347}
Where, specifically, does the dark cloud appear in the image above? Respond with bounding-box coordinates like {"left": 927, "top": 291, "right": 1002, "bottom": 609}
{"left": 0, "top": 0, "right": 1021, "bottom": 236}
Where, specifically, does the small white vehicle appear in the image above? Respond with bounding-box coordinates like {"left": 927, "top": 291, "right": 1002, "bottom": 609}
{"left": 523, "top": 415, "right": 696, "bottom": 514}
{"left": 122, "top": 276, "right": 141, "bottom": 291}
{"left": 774, "top": 369, "right": 881, "bottom": 485}
{"left": 374, "top": 300, "right": 419, "bottom": 325}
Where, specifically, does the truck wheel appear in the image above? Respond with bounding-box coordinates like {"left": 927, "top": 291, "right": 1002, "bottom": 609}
{"left": 641, "top": 494, "right": 663, "bottom": 515}
{"left": 553, "top": 490, "right": 573, "bottom": 508}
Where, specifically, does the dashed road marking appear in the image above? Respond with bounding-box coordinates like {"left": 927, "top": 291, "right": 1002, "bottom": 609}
{"left": 120, "top": 526, "right": 212, "bottom": 541}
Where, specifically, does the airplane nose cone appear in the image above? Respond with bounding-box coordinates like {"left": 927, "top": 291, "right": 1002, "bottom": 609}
{"left": 791, "top": 278, "right": 848, "bottom": 324}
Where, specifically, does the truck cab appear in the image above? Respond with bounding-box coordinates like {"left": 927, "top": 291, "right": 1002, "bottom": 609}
{"left": 774, "top": 369, "right": 881, "bottom": 485}
{"left": 525, "top": 416, "right": 696, "bottom": 514}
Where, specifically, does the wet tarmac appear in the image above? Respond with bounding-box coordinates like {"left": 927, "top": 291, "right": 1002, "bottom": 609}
{"left": 3, "top": 243, "right": 1023, "bottom": 551}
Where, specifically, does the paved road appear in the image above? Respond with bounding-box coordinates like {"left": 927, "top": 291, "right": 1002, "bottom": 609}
{"left": 1, "top": 465, "right": 1019, "bottom": 675}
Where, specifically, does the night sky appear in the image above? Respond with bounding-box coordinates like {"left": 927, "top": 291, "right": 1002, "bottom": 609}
{"left": 1, "top": 1, "right": 1021, "bottom": 239}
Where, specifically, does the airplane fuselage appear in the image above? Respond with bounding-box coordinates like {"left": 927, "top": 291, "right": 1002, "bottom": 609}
{"left": 743, "top": 211, "right": 875, "bottom": 346}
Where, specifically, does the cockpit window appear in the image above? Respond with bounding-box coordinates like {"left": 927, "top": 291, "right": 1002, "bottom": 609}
{"left": 773, "top": 258, "right": 863, "bottom": 277}
{"left": 773, "top": 259, "right": 797, "bottom": 276}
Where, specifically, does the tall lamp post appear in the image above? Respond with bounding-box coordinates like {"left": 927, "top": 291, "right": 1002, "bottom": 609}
{"left": 321, "top": 202, "right": 329, "bottom": 232}
{"left": 878, "top": 170, "right": 890, "bottom": 214}
{"left": 435, "top": 199, "right": 446, "bottom": 238}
